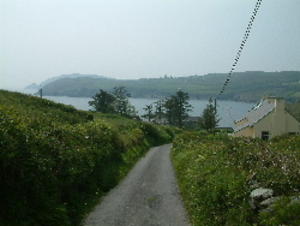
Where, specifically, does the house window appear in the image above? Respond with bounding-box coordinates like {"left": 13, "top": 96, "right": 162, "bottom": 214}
{"left": 261, "top": 131, "right": 270, "bottom": 140}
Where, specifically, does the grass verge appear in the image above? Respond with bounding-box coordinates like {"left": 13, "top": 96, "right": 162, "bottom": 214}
{"left": 171, "top": 132, "right": 300, "bottom": 226}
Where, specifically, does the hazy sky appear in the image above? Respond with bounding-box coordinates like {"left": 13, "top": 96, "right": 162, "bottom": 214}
{"left": 1, "top": 0, "right": 300, "bottom": 89}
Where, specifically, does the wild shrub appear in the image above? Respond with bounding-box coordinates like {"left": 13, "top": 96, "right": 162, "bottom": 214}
{"left": 0, "top": 90, "right": 173, "bottom": 226}
{"left": 172, "top": 132, "right": 300, "bottom": 226}
{"left": 259, "top": 197, "right": 300, "bottom": 226}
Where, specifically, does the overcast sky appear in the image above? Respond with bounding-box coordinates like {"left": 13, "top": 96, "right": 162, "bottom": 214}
{"left": 1, "top": 0, "right": 299, "bottom": 90}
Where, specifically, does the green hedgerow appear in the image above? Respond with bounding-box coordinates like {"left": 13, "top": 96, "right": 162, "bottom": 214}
{"left": 0, "top": 90, "right": 174, "bottom": 226}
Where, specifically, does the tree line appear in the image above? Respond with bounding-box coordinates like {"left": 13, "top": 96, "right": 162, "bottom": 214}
{"left": 89, "top": 87, "right": 219, "bottom": 131}
{"left": 42, "top": 71, "right": 300, "bottom": 103}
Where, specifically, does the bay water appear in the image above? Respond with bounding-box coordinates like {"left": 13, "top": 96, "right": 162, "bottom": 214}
{"left": 44, "top": 96, "right": 254, "bottom": 127}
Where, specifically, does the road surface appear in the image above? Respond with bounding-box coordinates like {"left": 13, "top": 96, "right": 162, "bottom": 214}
{"left": 84, "top": 144, "right": 190, "bottom": 226}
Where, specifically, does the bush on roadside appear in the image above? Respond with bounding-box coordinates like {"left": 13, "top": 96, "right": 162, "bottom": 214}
{"left": 0, "top": 90, "right": 173, "bottom": 226}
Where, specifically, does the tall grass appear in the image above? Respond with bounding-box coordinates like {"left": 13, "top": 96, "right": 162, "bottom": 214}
{"left": 172, "top": 132, "right": 300, "bottom": 226}
{"left": 0, "top": 90, "right": 173, "bottom": 226}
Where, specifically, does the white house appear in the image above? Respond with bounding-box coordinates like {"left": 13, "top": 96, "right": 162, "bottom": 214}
{"left": 233, "top": 97, "right": 300, "bottom": 140}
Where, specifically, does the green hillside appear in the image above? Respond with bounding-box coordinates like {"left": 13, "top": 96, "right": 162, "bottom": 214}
{"left": 0, "top": 90, "right": 173, "bottom": 226}
{"left": 172, "top": 132, "right": 300, "bottom": 226}
{"left": 41, "top": 71, "right": 300, "bottom": 102}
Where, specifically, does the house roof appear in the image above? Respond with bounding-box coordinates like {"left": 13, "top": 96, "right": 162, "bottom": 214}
{"left": 234, "top": 98, "right": 276, "bottom": 132}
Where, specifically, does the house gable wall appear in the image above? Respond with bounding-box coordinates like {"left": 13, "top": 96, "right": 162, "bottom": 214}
{"left": 233, "top": 98, "right": 300, "bottom": 138}
{"left": 285, "top": 112, "right": 300, "bottom": 133}
{"left": 253, "top": 111, "right": 281, "bottom": 138}
{"left": 253, "top": 109, "right": 300, "bottom": 139}
{"left": 234, "top": 127, "right": 255, "bottom": 138}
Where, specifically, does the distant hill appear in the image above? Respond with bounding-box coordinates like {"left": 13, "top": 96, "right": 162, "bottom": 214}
{"left": 23, "top": 73, "right": 107, "bottom": 94}
{"left": 25, "top": 83, "right": 40, "bottom": 90}
{"left": 23, "top": 83, "right": 41, "bottom": 94}
{"left": 41, "top": 71, "right": 300, "bottom": 102}
{"left": 39, "top": 73, "right": 106, "bottom": 87}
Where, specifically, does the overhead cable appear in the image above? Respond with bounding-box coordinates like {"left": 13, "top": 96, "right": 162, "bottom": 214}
{"left": 217, "top": 0, "right": 264, "bottom": 97}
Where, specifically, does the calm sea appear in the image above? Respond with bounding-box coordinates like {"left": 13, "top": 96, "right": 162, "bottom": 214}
{"left": 44, "top": 96, "right": 254, "bottom": 127}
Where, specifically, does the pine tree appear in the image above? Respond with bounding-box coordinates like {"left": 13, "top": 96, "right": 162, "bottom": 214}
{"left": 164, "top": 90, "right": 192, "bottom": 127}
{"left": 199, "top": 98, "right": 220, "bottom": 132}
{"left": 88, "top": 89, "right": 116, "bottom": 113}
{"left": 112, "top": 86, "right": 136, "bottom": 117}
{"left": 142, "top": 104, "right": 155, "bottom": 122}
{"left": 153, "top": 99, "right": 166, "bottom": 124}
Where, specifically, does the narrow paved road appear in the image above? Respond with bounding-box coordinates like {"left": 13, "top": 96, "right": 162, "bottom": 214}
{"left": 84, "top": 144, "right": 190, "bottom": 226}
